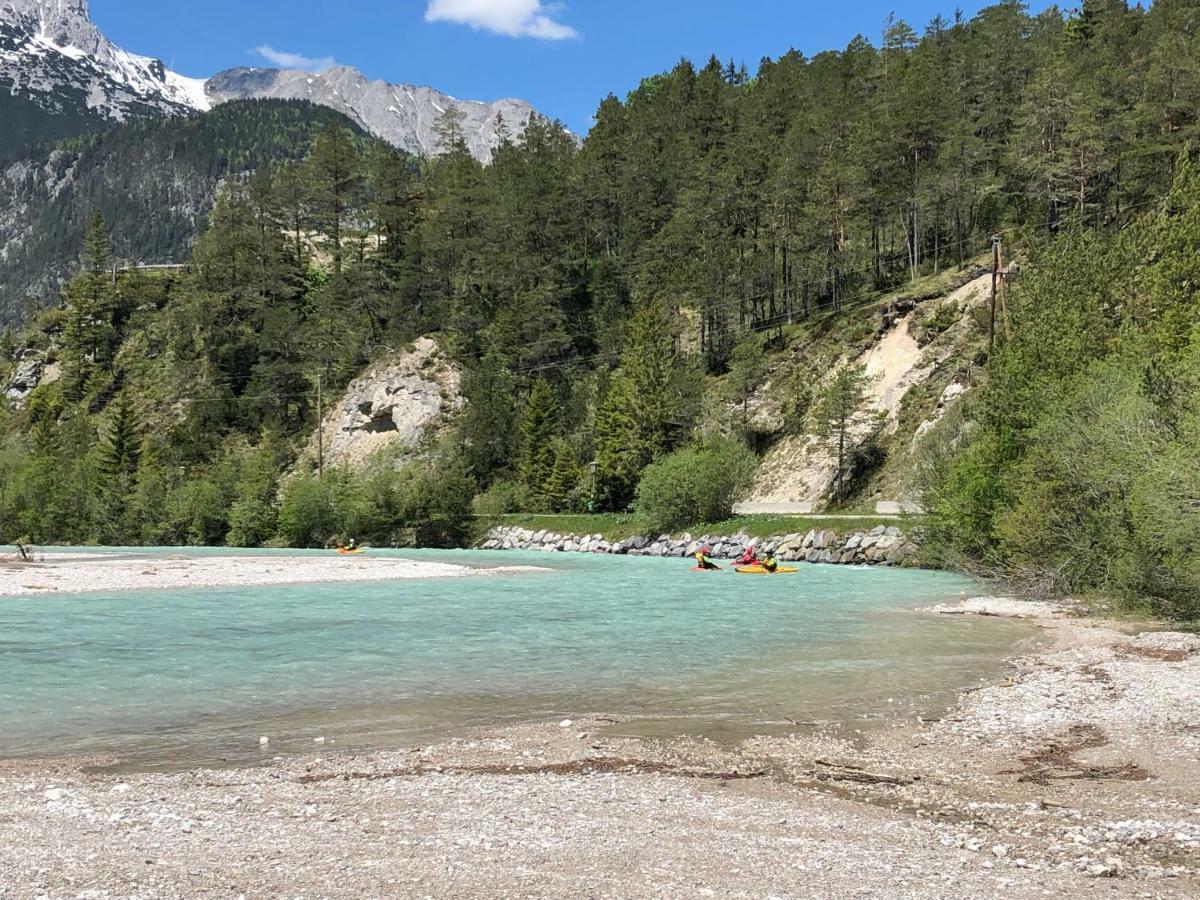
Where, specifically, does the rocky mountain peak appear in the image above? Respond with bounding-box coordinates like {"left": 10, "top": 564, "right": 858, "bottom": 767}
{"left": 1, "top": 0, "right": 106, "bottom": 57}
{"left": 203, "top": 64, "right": 556, "bottom": 163}
{"left": 1, "top": 0, "right": 568, "bottom": 165}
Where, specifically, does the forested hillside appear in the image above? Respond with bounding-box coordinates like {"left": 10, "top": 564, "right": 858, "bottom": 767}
{"left": 0, "top": 99, "right": 380, "bottom": 321}
{"left": 2, "top": 0, "right": 1198, "bottom": 614}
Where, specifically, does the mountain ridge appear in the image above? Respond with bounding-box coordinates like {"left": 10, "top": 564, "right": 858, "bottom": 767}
{"left": 0, "top": 0, "right": 556, "bottom": 163}
{"left": 205, "top": 65, "right": 544, "bottom": 163}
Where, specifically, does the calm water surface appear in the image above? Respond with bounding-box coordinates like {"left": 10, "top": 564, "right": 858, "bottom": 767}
{"left": 0, "top": 548, "right": 1033, "bottom": 766}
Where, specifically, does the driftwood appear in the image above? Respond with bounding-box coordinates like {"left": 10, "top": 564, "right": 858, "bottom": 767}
{"left": 813, "top": 759, "right": 915, "bottom": 786}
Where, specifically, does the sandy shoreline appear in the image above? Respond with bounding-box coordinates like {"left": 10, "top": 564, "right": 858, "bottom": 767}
{"left": 0, "top": 551, "right": 546, "bottom": 597}
{"left": 1, "top": 599, "right": 1197, "bottom": 897}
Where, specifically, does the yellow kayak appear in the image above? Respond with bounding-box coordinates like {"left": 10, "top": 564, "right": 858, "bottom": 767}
{"left": 336, "top": 548, "right": 364, "bottom": 555}
{"left": 734, "top": 565, "right": 798, "bottom": 575}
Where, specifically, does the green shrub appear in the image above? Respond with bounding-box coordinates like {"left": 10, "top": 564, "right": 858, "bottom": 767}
{"left": 635, "top": 438, "right": 757, "bottom": 534}
{"left": 398, "top": 461, "right": 476, "bottom": 548}
{"left": 473, "top": 479, "right": 533, "bottom": 517}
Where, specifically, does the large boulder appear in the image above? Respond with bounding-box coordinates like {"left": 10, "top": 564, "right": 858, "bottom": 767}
{"left": 4, "top": 350, "right": 53, "bottom": 407}
{"left": 314, "top": 337, "right": 462, "bottom": 468}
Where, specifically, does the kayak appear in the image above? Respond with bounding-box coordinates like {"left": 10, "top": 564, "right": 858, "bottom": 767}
{"left": 691, "top": 565, "right": 722, "bottom": 572}
{"left": 734, "top": 565, "right": 798, "bottom": 575}
{"left": 336, "top": 548, "right": 364, "bottom": 555}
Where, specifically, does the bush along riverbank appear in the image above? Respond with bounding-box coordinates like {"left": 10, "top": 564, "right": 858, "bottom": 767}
{"left": 478, "top": 524, "right": 918, "bottom": 566}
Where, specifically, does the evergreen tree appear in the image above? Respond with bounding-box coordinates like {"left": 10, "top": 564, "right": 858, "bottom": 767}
{"left": 810, "top": 365, "right": 877, "bottom": 502}
{"left": 95, "top": 391, "right": 141, "bottom": 533}
{"left": 544, "top": 438, "right": 583, "bottom": 512}
{"left": 594, "top": 374, "right": 646, "bottom": 511}
{"left": 308, "top": 124, "right": 362, "bottom": 276}
{"left": 458, "top": 351, "right": 519, "bottom": 481}
{"left": 518, "top": 379, "right": 560, "bottom": 499}
{"left": 60, "top": 212, "right": 119, "bottom": 390}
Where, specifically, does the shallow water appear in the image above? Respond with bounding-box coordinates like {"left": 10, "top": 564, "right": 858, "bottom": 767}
{"left": 0, "top": 548, "right": 1033, "bottom": 766}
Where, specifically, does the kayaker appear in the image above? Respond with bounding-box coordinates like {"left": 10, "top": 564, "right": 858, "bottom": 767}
{"left": 763, "top": 554, "right": 779, "bottom": 573}
{"left": 695, "top": 545, "right": 720, "bottom": 570}
{"left": 345, "top": 537, "right": 357, "bottom": 551}
{"left": 734, "top": 546, "right": 760, "bottom": 567}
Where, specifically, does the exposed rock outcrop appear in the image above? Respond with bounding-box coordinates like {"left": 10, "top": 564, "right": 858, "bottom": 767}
{"left": 313, "top": 337, "right": 462, "bottom": 469}
{"left": 3, "top": 348, "right": 56, "bottom": 406}
{"left": 745, "top": 272, "right": 991, "bottom": 508}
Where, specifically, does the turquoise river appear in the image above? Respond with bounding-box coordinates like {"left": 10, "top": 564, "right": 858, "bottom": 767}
{"left": 0, "top": 548, "right": 1034, "bottom": 767}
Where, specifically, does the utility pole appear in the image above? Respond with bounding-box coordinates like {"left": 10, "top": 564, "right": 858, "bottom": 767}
{"left": 316, "top": 371, "right": 324, "bottom": 480}
{"left": 988, "top": 234, "right": 1001, "bottom": 353}
{"left": 997, "top": 240, "right": 1011, "bottom": 340}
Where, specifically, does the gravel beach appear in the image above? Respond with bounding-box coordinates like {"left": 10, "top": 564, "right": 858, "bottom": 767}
{"left": 1, "top": 598, "right": 1197, "bottom": 898}
{"left": 0, "top": 552, "right": 543, "bottom": 597}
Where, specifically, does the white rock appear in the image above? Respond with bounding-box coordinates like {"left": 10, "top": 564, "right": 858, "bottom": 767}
{"left": 559, "top": 719, "right": 573, "bottom": 728}
{"left": 43, "top": 787, "right": 67, "bottom": 802}
{"left": 259, "top": 736, "right": 269, "bottom": 746}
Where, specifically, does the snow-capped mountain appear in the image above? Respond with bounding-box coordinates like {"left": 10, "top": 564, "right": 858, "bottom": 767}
{"left": 0, "top": 0, "right": 208, "bottom": 123}
{"left": 0, "top": 0, "right": 558, "bottom": 163}
{"left": 206, "top": 66, "right": 542, "bottom": 164}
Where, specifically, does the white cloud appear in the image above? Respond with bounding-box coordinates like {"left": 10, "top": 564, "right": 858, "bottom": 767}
{"left": 253, "top": 44, "right": 337, "bottom": 73}
{"left": 425, "top": 0, "right": 579, "bottom": 40}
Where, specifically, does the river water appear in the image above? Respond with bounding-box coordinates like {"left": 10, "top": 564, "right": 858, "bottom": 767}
{"left": 0, "top": 548, "right": 1033, "bottom": 766}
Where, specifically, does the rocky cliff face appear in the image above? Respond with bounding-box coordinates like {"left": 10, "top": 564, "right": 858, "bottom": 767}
{"left": 206, "top": 67, "right": 546, "bottom": 164}
{"left": 312, "top": 337, "right": 463, "bottom": 469}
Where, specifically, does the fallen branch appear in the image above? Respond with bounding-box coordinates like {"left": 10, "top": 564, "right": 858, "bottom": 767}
{"left": 813, "top": 759, "right": 915, "bottom": 786}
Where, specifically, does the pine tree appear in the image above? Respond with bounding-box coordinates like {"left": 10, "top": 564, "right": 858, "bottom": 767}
{"left": 459, "top": 351, "right": 518, "bottom": 481}
{"left": 594, "top": 373, "right": 646, "bottom": 511}
{"left": 518, "top": 379, "right": 560, "bottom": 499}
{"left": 308, "top": 124, "right": 362, "bottom": 276}
{"left": 60, "top": 211, "right": 118, "bottom": 390}
{"left": 544, "top": 439, "right": 582, "bottom": 512}
{"left": 95, "top": 391, "right": 141, "bottom": 538}
{"left": 810, "top": 365, "right": 878, "bottom": 503}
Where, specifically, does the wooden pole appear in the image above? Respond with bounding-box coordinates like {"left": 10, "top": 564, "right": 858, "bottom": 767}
{"left": 316, "top": 371, "right": 324, "bottom": 480}
{"left": 997, "top": 240, "right": 1012, "bottom": 339}
{"left": 988, "top": 234, "right": 1000, "bottom": 353}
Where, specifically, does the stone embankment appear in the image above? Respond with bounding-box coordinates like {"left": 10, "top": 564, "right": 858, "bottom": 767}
{"left": 479, "top": 524, "right": 919, "bottom": 566}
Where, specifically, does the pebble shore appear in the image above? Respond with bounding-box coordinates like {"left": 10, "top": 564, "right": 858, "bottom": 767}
{"left": 1, "top": 598, "right": 1197, "bottom": 897}
{"left": 0, "top": 552, "right": 544, "bottom": 597}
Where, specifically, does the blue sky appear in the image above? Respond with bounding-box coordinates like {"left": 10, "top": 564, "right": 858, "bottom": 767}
{"left": 94, "top": 1, "right": 1047, "bottom": 135}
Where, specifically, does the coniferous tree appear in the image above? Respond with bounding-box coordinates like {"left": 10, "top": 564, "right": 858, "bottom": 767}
{"left": 95, "top": 391, "right": 141, "bottom": 534}
{"left": 518, "top": 379, "right": 560, "bottom": 499}
{"left": 61, "top": 212, "right": 118, "bottom": 390}
{"left": 811, "top": 365, "right": 878, "bottom": 503}
{"left": 308, "top": 124, "right": 362, "bottom": 276}
{"left": 544, "top": 438, "right": 583, "bottom": 512}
